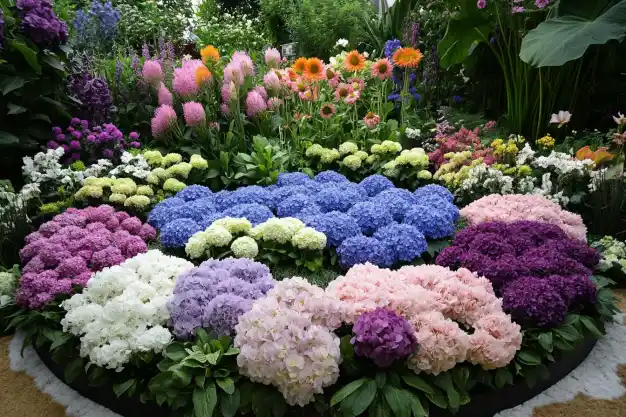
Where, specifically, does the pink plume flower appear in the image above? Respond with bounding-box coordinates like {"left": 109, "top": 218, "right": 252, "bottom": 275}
{"left": 223, "top": 62, "right": 245, "bottom": 86}
{"left": 151, "top": 104, "right": 177, "bottom": 137}
{"left": 157, "top": 82, "right": 173, "bottom": 106}
{"left": 231, "top": 51, "right": 254, "bottom": 76}
{"left": 173, "top": 59, "right": 203, "bottom": 99}
{"left": 142, "top": 60, "right": 163, "bottom": 84}
{"left": 253, "top": 86, "right": 268, "bottom": 101}
{"left": 246, "top": 91, "right": 267, "bottom": 117}
{"left": 267, "top": 97, "right": 283, "bottom": 110}
{"left": 265, "top": 47, "right": 281, "bottom": 68}
{"left": 264, "top": 70, "right": 281, "bottom": 96}
{"left": 183, "top": 102, "right": 206, "bottom": 127}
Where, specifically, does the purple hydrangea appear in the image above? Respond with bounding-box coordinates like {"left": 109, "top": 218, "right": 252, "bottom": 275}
{"left": 337, "top": 235, "right": 394, "bottom": 268}
{"left": 351, "top": 308, "right": 417, "bottom": 367}
{"left": 16, "top": 0, "right": 68, "bottom": 48}
{"left": 359, "top": 174, "right": 395, "bottom": 197}
{"left": 501, "top": 277, "right": 567, "bottom": 328}
{"left": 347, "top": 201, "right": 393, "bottom": 234}
{"left": 169, "top": 258, "right": 275, "bottom": 338}
{"left": 373, "top": 223, "right": 427, "bottom": 263}
{"left": 68, "top": 71, "right": 113, "bottom": 126}
{"left": 0, "top": 8, "right": 4, "bottom": 47}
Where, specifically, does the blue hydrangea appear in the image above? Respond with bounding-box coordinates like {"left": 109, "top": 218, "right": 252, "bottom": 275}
{"left": 221, "top": 203, "right": 274, "bottom": 225}
{"left": 360, "top": 175, "right": 395, "bottom": 197}
{"left": 414, "top": 193, "right": 460, "bottom": 222}
{"left": 314, "top": 170, "right": 349, "bottom": 184}
{"left": 276, "top": 194, "right": 315, "bottom": 217}
{"left": 315, "top": 183, "right": 366, "bottom": 213}
{"left": 305, "top": 212, "right": 362, "bottom": 247}
{"left": 372, "top": 188, "right": 417, "bottom": 222}
{"left": 197, "top": 212, "right": 225, "bottom": 229}
{"left": 186, "top": 198, "right": 218, "bottom": 222}
{"left": 214, "top": 190, "right": 232, "bottom": 211}
{"left": 160, "top": 218, "right": 203, "bottom": 248}
{"left": 373, "top": 223, "right": 427, "bottom": 263}
{"left": 414, "top": 184, "right": 454, "bottom": 204}
{"left": 292, "top": 204, "right": 322, "bottom": 222}
{"left": 220, "top": 186, "right": 269, "bottom": 208}
{"left": 337, "top": 236, "right": 394, "bottom": 269}
{"left": 176, "top": 185, "right": 214, "bottom": 202}
{"left": 276, "top": 172, "right": 312, "bottom": 187}
{"left": 148, "top": 198, "right": 186, "bottom": 228}
{"left": 347, "top": 201, "right": 393, "bottom": 235}
{"left": 268, "top": 185, "right": 310, "bottom": 209}
{"left": 403, "top": 204, "right": 455, "bottom": 239}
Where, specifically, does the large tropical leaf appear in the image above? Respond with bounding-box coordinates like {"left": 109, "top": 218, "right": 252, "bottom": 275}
{"left": 437, "top": 17, "right": 492, "bottom": 68}
{"left": 520, "top": 0, "right": 626, "bottom": 67}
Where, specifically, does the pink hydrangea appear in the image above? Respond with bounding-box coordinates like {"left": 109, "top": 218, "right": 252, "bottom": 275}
{"left": 246, "top": 91, "right": 267, "bottom": 117}
{"left": 183, "top": 102, "right": 206, "bottom": 127}
{"left": 151, "top": 104, "right": 177, "bottom": 138}
{"left": 158, "top": 82, "right": 173, "bottom": 106}
{"left": 460, "top": 194, "right": 587, "bottom": 241}
{"left": 173, "top": 59, "right": 203, "bottom": 98}
{"left": 15, "top": 206, "right": 155, "bottom": 309}
{"left": 264, "top": 47, "right": 281, "bottom": 68}
{"left": 142, "top": 60, "right": 163, "bottom": 84}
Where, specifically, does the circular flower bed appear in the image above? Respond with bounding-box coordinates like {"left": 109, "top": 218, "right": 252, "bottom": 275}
{"left": 436, "top": 221, "right": 599, "bottom": 327}
{"left": 17, "top": 205, "right": 156, "bottom": 308}
{"left": 460, "top": 194, "right": 587, "bottom": 241}
{"left": 148, "top": 172, "right": 459, "bottom": 268}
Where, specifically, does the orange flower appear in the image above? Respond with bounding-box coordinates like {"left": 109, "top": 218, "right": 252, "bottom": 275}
{"left": 287, "top": 68, "right": 299, "bottom": 81}
{"left": 195, "top": 65, "right": 212, "bottom": 86}
{"left": 292, "top": 57, "right": 307, "bottom": 74}
{"left": 392, "top": 47, "right": 423, "bottom": 68}
{"left": 576, "top": 146, "right": 615, "bottom": 164}
{"left": 344, "top": 50, "right": 366, "bottom": 72}
{"left": 200, "top": 45, "right": 220, "bottom": 64}
{"left": 292, "top": 78, "right": 308, "bottom": 93}
{"left": 304, "top": 58, "right": 325, "bottom": 81}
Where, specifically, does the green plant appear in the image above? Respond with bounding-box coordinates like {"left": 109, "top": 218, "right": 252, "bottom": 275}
{"left": 232, "top": 136, "right": 290, "bottom": 185}
{"left": 520, "top": 0, "right": 626, "bottom": 67}
{"left": 358, "top": 0, "right": 417, "bottom": 56}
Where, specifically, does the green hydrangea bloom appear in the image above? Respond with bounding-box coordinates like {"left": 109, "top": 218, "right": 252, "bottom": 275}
{"left": 166, "top": 162, "right": 193, "bottom": 179}
{"left": 250, "top": 218, "right": 304, "bottom": 244}
{"left": 162, "top": 153, "right": 183, "bottom": 167}
{"left": 343, "top": 155, "right": 362, "bottom": 170}
{"left": 152, "top": 167, "right": 171, "bottom": 180}
{"left": 417, "top": 170, "right": 432, "bottom": 180}
{"left": 83, "top": 177, "right": 114, "bottom": 187}
{"left": 186, "top": 231, "right": 209, "bottom": 259}
{"left": 39, "top": 202, "right": 63, "bottom": 214}
{"left": 124, "top": 195, "right": 151, "bottom": 209}
{"left": 163, "top": 178, "right": 187, "bottom": 193}
{"left": 395, "top": 148, "right": 428, "bottom": 167}
{"left": 75, "top": 185, "right": 103, "bottom": 201}
{"left": 355, "top": 150, "right": 368, "bottom": 161}
{"left": 110, "top": 179, "right": 138, "bottom": 195}
{"left": 190, "top": 154, "right": 208, "bottom": 170}
{"left": 0, "top": 271, "right": 18, "bottom": 295}
{"left": 320, "top": 148, "right": 340, "bottom": 164}
{"left": 291, "top": 227, "right": 327, "bottom": 250}
{"left": 109, "top": 193, "right": 127, "bottom": 204}
{"left": 339, "top": 142, "right": 359, "bottom": 155}
{"left": 305, "top": 144, "right": 325, "bottom": 157}
{"left": 205, "top": 225, "right": 233, "bottom": 247}
{"left": 143, "top": 150, "right": 163, "bottom": 166}
{"left": 146, "top": 173, "right": 160, "bottom": 185}
{"left": 212, "top": 217, "right": 252, "bottom": 234}
{"left": 71, "top": 160, "right": 86, "bottom": 171}
{"left": 136, "top": 185, "right": 154, "bottom": 196}
{"left": 230, "top": 236, "right": 259, "bottom": 258}
{"left": 381, "top": 140, "right": 402, "bottom": 153}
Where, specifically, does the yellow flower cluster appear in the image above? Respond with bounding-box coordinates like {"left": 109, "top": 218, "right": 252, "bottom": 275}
{"left": 492, "top": 163, "right": 533, "bottom": 177}
{"left": 491, "top": 138, "right": 520, "bottom": 159}
{"left": 76, "top": 178, "right": 152, "bottom": 210}
{"left": 433, "top": 151, "right": 479, "bottom": 187}
{"left": 536, "top": 134, "right": 555, "bottom": 150}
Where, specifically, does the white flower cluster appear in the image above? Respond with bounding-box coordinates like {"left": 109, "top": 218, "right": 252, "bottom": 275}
{"left": 531, "top": 173, "right": 571, "bottom": 207}
{"left": 0, "top": 182, "right": 39, "bottom": 227}
{"left": 458, "top": 164, "right": 534, "bottom": 196}
{"left": 61, "top": 250, "right": 193, "bottom": 370}
{"left": 532, "top": 150, "right": 594, "bottom": 176}
{"left": 334, "top": 38, "right": 349, "bottom": 49}
{"left": 405, "top": 127, "right": 422, "bottom": 139}
{"left": 108, "top": 152, "right": 152, "bottom": 180}
{"left": 22, "top": 148, "right": 83, "bottom": 192}
{"left": 235, "top": 278, "right": 343, "bottom": 406}
{"left": 0, "top": 269, "right": 19, "bottom": 307}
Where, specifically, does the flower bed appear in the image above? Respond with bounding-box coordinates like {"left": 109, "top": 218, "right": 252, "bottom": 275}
{"left": 149, "top": 172, "right": 459, "bottom": 269}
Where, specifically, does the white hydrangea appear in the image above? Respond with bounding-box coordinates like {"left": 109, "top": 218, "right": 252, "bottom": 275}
{"left": 532, "top": 151, "right": 594, "bottom": 176}
{"left": 291, "top": 227, "right": 327, "bottom": 250}
{"left": 249, "top": 218, "right": 305, "bottom": 244}
{"left": 82, "top": 159, "right": 113, "bottom": 179}
{"left": 212, "top": 217, "right": 252, "bottom": 234}
{"left": 108, "top": 153, "right": 152, "bottom": 180}
{"left": 61, "top": 250, "right": 193, "bottom": 371}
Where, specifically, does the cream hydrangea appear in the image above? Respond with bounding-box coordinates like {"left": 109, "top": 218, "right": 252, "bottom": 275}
{"left": 338, "top": 142, "right": 359, "bottom": 155}
{"left": 124, "top": 195, "right": 151, "bottom": 209}
{"left": 146, "top": 173, "right": 160, "bottom": 185}
{"left": 75, "top": 185, "right": 104, "bottom": 201}
{"left": 143, "top": 150, "right": 163, "bottom": 166}
{"left": 61, "top": 250, "right": 193, "bottom": 370}
{"left": 152, "top": 167, "right": 170, "bottom": 181}
{"left": 305, "top": 144, "right": 324, "bottom": 157}
{"left": 162, "top": 153, "right": 183, "bottom": 167}
{"left": 342, "top": 155, "right": 362, "bottom": 170}
{"left": 212, "top": 217, "right": 252, "bottom": 234}
{"left": 231, "top": 236, "right": 259, "bottom": 258}
{"left": 109, "top": 193, "right": 127, "bottom": 204}
{"left": 166, "top": 162, "right": 192, "bottom": 179}
{"left": 136, "top": 185, "right": 154, "bottom": 196}
{"left": 185, "top": 232, "right": 209, "bottom": 259}
{"left": 291, "top": 227, "right": 327, "bottom": 250}
{"left": 249, "top": 218, "right": 304, "bottom": 244}
{"left": 320, "top": 148, "right": 340, "bottom": 164}
{"left": 355, "top": 150, "right": 368, "bottom": 160}
{"left": 163, "top": 178, "right": 186, "bottom": 193}
{"left": 395, "top": 148, "right": 428, "bottom": 167}
{"left": 205, "top": 225, "right": 233, "bottom": 247}
{"left": 110, "top": 178, "right": 137, "bottom": 195}
{"left": 190, "top": 154, "right": 208, "bottom": 169}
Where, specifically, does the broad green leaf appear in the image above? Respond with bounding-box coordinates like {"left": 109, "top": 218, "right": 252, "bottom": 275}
{"left": 8, "top": 40, "right": 41, "bottom": 74}
{"left": 369, "top": 397, "right": 391, "bottom": 417}
{"left": 7, "top": 103, "right": 26, "bottom": 115}
{"left": 438, "top": 18, "right": 492, "bottom": 68}
{"left": 113, "top": 379, "right": 135, "bottom": 397}
{"left": 165, "top": 343, "right": 188, "bottom": 362}
{"left": 516, "top": 350, "right": 542, "bottom": 366}
{"left": 221, "top": 388, "right": 241, "bottom": 417}
{"left": 538, "top": 332, "right": 554, "bottom": 352}
{"left": 64, "top": 357, "right": 84, "bottom": 383}
{"left": 330, "top": 378, "right": 367, "bottom": 406}
{"left": 494, "top": 368, "right": 512, "bottom": 389}
{"left": 196, "top": 375, "right": 206, "bottom": 388}
{"left": 340, "top": 380, "right": 378, "bottom": 416}
{"left": 376, "top": 372, "right": 387, "bottom": 388}
{"left": 205, "top": 351, "right": 221, "bottom": 365}
{"left": 383, "top": 386, "right": 411, "bottom": 417}
{"left": 555, "top": 324, "right": 581, "bottom": 342}
{"left": 405, "top": 391, "right": 427, "bottom": 417}
{"left": 193, "top": 382, "right": 218, "bottom": 417}
{"left": 580, "top": 316, "right": 604, "bottom": 338}
{"left": 434, "top": 373, "right": 460, "bottom": 411}
{"left": 216, "top": 377, "right": 235, "bottom": 394}
{"left": 1, "top": 76, "right": 26, "bottom": 95}
{"left": 49, "top": 332, "right": 73, "bottom": 351}
{"left": 520, "top": 0, "right": 626, "bottom": 67}
{"left": 401, "top": 374, "right": 435, "bottom": 395}
{"left": 196, "top": 328, "right": 210, "bottom": 345}
{"left": 41, "top": 55, "right": 65, "bottom": 71}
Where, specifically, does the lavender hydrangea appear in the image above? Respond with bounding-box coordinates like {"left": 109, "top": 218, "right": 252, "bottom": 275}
{"left": 169, "top": 258, "right": 275, "bottom": 338}
{"left": 351, "top": 308, "right": 417, "bottom": 367}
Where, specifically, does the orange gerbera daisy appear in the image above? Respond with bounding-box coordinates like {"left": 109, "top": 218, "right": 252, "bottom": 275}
{"left": 304, "top": 58, "right": 325, "bottom": 81}
{"left": 195, "top": 65, "right": 212, "bottom": 86}
{"left": 292, "top": 57, "right": 307, "bottom": 74}
{"left": 344, "top": 50, "right": 366, "bottom": 72}
{"left": 392, "top": 47, "right": 423, "bottom": 68}
{"left": 200, "top": 45, "right": 220, "bottom": 64}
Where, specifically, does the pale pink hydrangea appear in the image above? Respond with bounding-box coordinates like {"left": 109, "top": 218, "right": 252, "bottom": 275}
{"left": 157, "top": 82, "right": 173, "bottom": 106}
{"left": 467, "top": 313, "right": 523, "bottom": 369}
{"left": 460, "top": 194, "right": 587, "bottom": 241}
{"left": 235, "top": 278, "right": 342, "bottom": 406}
{"left": 172, "top": 59, "right": 204, "bottom": 99}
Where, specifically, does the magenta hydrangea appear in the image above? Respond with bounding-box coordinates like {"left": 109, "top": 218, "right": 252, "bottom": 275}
{"left": 16, "top": 205, "right": 156, "bottom": 309}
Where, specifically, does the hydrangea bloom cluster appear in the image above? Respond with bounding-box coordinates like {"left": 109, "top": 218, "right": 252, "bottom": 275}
{"left": 327, "top": 263, "right": 521, "bottom": 374}
{"left": 17, "top": 205, "right": 156, "bottom": 309}
{"left": 352, "top": 308, "right": 417, "bottom": 367}
{"left": 149, "top": 173, "right": 458, "bottom": 269}
{"left": 437, "top": 221, "right": 599, "bottom": 328}
{"left": 0, "top": 268, "right": 19, "bottom": 307}
{"left": 592, "top": 236, "right": 626, "bottom": 274}
{"left": 235, "top": 278, "right": 344, "bottom": 406}
{"left": 16, "top": 0, "right": 68, "bottom": 48}
{"left": 68, "top": 70, "right": 113, "bottom": 126}
{"left": 169, "top": 258, "right": 275, "bottom": 338}
{"left": 48, "top": 119, "right": 139, "bottom": 164}
{"left": 460, "top": 194, "right": 587, "bottom": 241}
{"left": 61, "top": 250, "right": 193, "bottom": 370}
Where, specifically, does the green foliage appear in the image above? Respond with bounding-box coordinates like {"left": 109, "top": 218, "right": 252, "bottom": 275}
{"left": 232, "top": 136, "right": 290, "bottom": 185}
{"left": 520, "top": 0, "right": 626, "bottom": 67}
{"left": 358, "top": 0, "right": 417, "bottom": 57}
{"left": 0, "top": 1, "right": 72, "bottom": 152}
